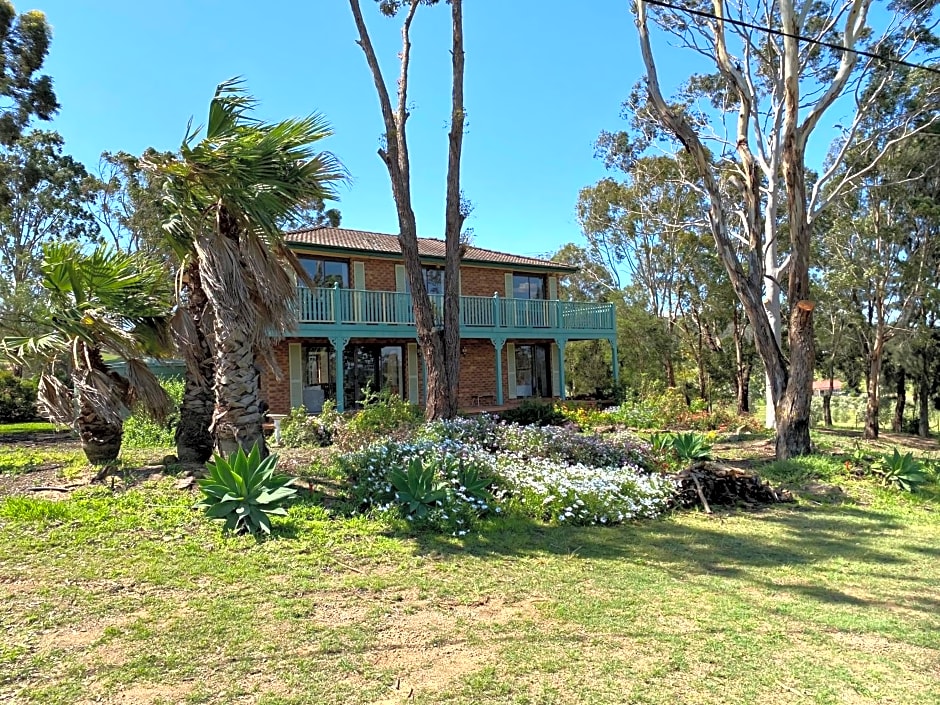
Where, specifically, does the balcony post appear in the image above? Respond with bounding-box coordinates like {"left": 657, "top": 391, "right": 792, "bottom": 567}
{"left": 491, "top": 336, "right": 506, "bottom": 406}
{"left": 492, "top": 292, "right": 501, "bottom": 327}
{"left": 329, "top": 336, "right": 350, "bottom": 412}
{"left": 332, "top": 282, "right": 341, "bottom": 324}
{"left": 609, "top": 335, "right": 619, "bottom": 384}
{"left": 555, "top": 337, "right": 567, "bottom": 400}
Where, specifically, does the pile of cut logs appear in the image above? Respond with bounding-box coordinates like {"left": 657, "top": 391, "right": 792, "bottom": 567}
{"left": 672, "top": 461, "right": 793, "bottom": 512}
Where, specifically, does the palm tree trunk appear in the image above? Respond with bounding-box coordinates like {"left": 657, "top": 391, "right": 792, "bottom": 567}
{"left": 202, "top": 210, "right": 267, "bottom": 457}
{"left": 75, "top": 345, "right": 125, "bottom": 464}
{"left": 175, "top": 262, "right": 215, "bottom": 463}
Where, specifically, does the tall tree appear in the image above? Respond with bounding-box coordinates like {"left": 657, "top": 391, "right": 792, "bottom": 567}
{"left": 632, "top": 0, "right": 940, "bottom": 458}
{"left": 0, "top": 130, "right": 97, "bottom": 336}
{"left": 348, "top": 0, "right": 466, "bottom": 419}
{"left": 93, "top": 149, "right": 217, "bottom": 463}
{"left": 146, "top": 80, "right": 346, "bottom": 456}
{"left": 0, "top": 2, "right": 58, "bottom": 145}
{"left": 1, "top": 243, "right": 173, "bottom": 463}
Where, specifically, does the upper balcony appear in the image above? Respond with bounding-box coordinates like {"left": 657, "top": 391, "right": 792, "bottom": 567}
{"left": 293, "top": 285, "right": 615, "bottom": 339}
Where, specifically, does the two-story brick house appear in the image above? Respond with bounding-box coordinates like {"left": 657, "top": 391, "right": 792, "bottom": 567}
{"left": 260, "top": 227, "right": 618, "bottom": 414}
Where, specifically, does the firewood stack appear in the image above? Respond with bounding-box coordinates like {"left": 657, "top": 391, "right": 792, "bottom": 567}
{"left": 672, "top": 461, "right": 794, "bottom": 512}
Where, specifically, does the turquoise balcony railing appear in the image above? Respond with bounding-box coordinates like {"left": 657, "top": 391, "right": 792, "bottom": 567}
{"left": 295, "top": 286, "right": 615, "bottom": 335}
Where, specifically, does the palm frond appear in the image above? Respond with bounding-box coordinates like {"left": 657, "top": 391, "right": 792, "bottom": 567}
{"left": 124, "top": 358, "right": 174, "bottom": 423}
{"left": 37, "top": 373, "right": 76, "bottom": 427}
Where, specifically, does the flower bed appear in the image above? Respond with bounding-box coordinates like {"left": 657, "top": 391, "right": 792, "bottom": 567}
{"left": 339, "top": 414, "right": 674, "bottom": 532}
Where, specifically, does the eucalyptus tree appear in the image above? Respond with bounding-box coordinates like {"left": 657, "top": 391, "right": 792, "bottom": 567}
{"left": 632, "top": 0, "right": 940, "bottom": 458}
{"left": 0, "top": 1, "right": 58, "bottom": 144}
{"left": 0, "top": 130, "right": 97, "bottom": 337}
{"left": 146, "top": 81, "right": 345, "bottom": 456}
{"left": 1, "top": 243, "right": 173, "bottom": 463}
{"left": 348, "top": 0, "right": 466, "bottom": 419}
{"left": 822, "top": 68, "right": 940, "bottom": 438}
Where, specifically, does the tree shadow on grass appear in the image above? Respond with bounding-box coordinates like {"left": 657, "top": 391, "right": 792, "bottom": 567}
{"left": 403, "top": 502, "right": 938, "bottom": 615}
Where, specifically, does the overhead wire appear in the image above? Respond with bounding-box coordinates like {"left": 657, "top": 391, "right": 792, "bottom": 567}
{"left": 642, "top": 0, "right": 940, "bottom": 77}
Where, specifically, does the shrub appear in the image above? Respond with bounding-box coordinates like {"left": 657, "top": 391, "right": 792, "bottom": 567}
{"left": 499, "top": 399, "right": 567, "bottom": 427}
{"left": 493, "top": 455, "right": 674, "bottom": 525}
{"left": 0, "top": 371, "right": 37, "bottom": 423}
{"left": 197, "top": 444, "right": 298, "bottom": 535}
{"left": 278, "top": 402, "right": 340, "bottom": 448}
{"left": 555, "top": 402, "right": 608, "bottom": 430}
{"left": 122, "top": 377, "right": 184, "bottom": 448}
{"left": 341, "top": 438, "right": 496, "bottom": 533}
{"left": 871, "top": 448, "right": 928, "bottom": 493}
{"left": 336, "top": 388, "right": 423, "bottom": 451}
{"left": 668, "top": 431, "right": 713, "bottom": 463}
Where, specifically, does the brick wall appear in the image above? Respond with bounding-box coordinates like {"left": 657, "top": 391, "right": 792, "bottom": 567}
{"left": 459, "top": 265, "right": 508, "bottom": 298}
{"left": 261, "top": 341, "right": 291, "bottom": 415}
{"left": 362, "top": 257, "right": 398, "bottom": 292}
{"left": 456, "top": 339, "right": 513, "bottom": 408}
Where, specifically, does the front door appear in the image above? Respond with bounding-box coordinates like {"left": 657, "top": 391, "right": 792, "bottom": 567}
{"left": 343, "top": 344, "right": 405, "bottom": 407}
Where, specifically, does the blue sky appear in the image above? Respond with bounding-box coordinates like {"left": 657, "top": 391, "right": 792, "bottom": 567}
{"left": 38, "top": 0, "right": 655, "bottom": 261}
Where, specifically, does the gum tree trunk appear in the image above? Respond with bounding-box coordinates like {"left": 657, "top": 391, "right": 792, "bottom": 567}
{"left": 892, "top": 369, "right": 905, "bottom": 432}
{"left": 349, "top": 0, "right": 465, "bottom": 419}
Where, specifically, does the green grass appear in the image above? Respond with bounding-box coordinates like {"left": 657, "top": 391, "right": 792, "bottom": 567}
{"left": 0, "top": 421, "right": 58, "bottom": 434}
{"left": 0, "top": 437, "right": 939, "bottom": 704}
{"left": 0, "top": 447, "right": 86, "bottom": 477}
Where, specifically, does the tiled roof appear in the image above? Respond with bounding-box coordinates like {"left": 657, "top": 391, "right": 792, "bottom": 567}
{"left": 285, "top": 227, "right": 577, "bottom": 272}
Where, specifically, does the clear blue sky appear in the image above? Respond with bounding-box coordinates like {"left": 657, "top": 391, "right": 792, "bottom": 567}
{"left": 37, "top": 0, "right": 654, "bottom": 261}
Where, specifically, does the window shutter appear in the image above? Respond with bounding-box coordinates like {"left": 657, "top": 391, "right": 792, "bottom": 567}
{"left": 395, "top": 265, "right": 407, "bottom": 292}
{"left": 507, "top": 343, "right": 517, "bottom": 399}
{"left": 548, "top": 276, "right": 558, "bottom": 300}
{"left": 458, "top": 269, "right": 463, "bottom": 295}
{"left": 407, "top": 343, "right": 419, "bottom": 404}
{"left": 288, "top": 343, "right": 303, "bottom": 409}
{"left": 353, "top": 261, "right": 365, "bottom": 289}
{"left": 551, "top": 343, "right": 560, "bottom": 397}
{"left": 504, "top": 272, "right": 514, "bottom": 298}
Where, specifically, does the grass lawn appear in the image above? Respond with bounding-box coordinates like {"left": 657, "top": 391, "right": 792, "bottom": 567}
{"left": 0, "top": 421, "right": 59, "bottom": 435}
{"left": 0, "top": 434, "right": 938, "bottom": 704}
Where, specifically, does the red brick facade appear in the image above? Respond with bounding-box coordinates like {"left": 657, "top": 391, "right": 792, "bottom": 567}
{"left": 260, "top": 253, "right": 566, "bottom": 413}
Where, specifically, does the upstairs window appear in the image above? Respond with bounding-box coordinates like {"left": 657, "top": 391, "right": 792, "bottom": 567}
{"left": 513, "top": 273, "right": 545, "bottom": 300}
{"left": 423, "top": 266, "right": 445, "bottom": 296}
{"left": 300, "top": 257, "right": 349, "bottom": 288}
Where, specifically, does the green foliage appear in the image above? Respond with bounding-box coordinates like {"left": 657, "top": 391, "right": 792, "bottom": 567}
{"left": 499, "top": 399, "right": 567, "bottom": 427}
{"left": 871, "top": 449, "right": 928, "bottom": 493}
{"left": 0, "top": 446, "right": 84, "bottom": 476}
{"left": 389, "top": 457, "right": 448, "bottom": 519}
{"left": 0, "top": 370, "right": 36, "bottom": 422}
{"left": 668, "top": 432, "right": 712, "bottom": 463}
{"left": 337, "top": 388, "right": 422, "bottom": 450}
{"left": 197, "top": 444, "right": 298, "bottom": 535}
{"left": 122, "top": 377, "right": 184, "bottom": 449}
{"left": 0, "top": 4, "right": 58, "bottom": 144}
{"left": 278, "top": 401, "right": 340, "bottom": 448}
{"left": 759, "top": 456, "right": 844, "bottom": 486}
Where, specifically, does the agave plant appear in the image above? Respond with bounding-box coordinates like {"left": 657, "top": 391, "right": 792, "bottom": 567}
{"left": 872, "top": 448, "right": 928, "bottom": 493}
{"left": 669, "top": 432, "right": 713, "bottom": 463}
{"left": 197, "top": 443, "right": 298, "bottom": 535}
{"left": 389, "top": 457, "right": 447, "bottom": 519}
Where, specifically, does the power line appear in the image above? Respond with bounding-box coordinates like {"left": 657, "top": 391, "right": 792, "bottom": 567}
{"left": 643, "top": 0, "right": 940, "bottom": 77}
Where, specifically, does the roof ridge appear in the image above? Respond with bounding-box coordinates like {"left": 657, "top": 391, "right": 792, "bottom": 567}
{"left": 284, "top": 226, "right": 575, "bottom": 271}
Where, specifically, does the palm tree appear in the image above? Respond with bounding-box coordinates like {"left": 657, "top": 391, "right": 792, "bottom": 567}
{"left": 145, "top": 80, "right": 345, "bottom": 456}
{"left": 1, "top": 242, "right": 173, "bottom": 463}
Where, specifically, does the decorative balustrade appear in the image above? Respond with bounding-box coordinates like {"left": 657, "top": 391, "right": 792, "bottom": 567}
{"left": 295, "top": 285, "right": 615, "bottom": 333}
